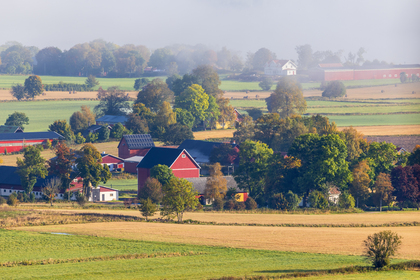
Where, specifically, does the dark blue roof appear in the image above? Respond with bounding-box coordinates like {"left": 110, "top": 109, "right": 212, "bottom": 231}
{"left": 177, "top": 139, "right": 237, "bottom": 163}
{"left": 0, "top": 166, "right": 53, "bottom": 190}
{"left": 0, "top": 131, "right": 63, "bottom": 141}
{"left": 96, "top": 115, "right": 128, "bottom": 124}
{"left": 136, "top": 147, "right": 199, "bottom": 169}
{"left": 119, "top": 134, "right": 155, "bottom": 149}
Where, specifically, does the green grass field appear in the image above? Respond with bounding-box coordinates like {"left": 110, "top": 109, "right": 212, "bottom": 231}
{"left": 105, "top": 179, "right": 138, "bottom": 191}
{"left": 306, "top": 105, "right": 420, "bottom": 114}
{"left": 0, "top": 100, "right": 99, "bottom": 131}
{"left": 0, "top": 229, "right": 372, "bottom": 279}
{"left": 327, "top": 114, "right": 420, "bottom": 127}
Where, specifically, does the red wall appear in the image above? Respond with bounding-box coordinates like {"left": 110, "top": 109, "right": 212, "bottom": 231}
{"left": 102, "top": 155, "right": 123, "bottom": 164}
{"left": 0, "top": 140, "right": 46, "bottom": 154}
{"left": 137, "top": 168, "right": 150, "bottom": 193}
{"left": 118, "top": 138, "right": 150, "bottom": 159}
{"left": 172, "top": 169, "right": 200, "bottom": 178}
{"left": 171, "top": 151, "right": 199, "bottom": 169}
{"left": 124, "top": 162, "right": 138, "bottom": 174}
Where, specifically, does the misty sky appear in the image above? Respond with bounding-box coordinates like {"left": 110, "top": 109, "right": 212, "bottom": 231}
{"left": 1, "top": 0, "right": 419, "bottom": 64}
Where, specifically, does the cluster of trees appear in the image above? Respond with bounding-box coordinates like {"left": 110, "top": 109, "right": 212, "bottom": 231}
{"left": 0, "top": 42, "right": 38, "bottom": 74}
{"left": 14, "top": 141, "right": 111, "bottom": 204}
{"left": 10, "top": 75, "right": 44, "bottom": 100}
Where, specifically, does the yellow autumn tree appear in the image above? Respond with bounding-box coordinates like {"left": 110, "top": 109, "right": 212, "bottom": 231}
{"left": 204, "top": 163, "right": 227, "bottom": 200}
{"left": 349, "top": 160, "right": 371, "bottom": 208}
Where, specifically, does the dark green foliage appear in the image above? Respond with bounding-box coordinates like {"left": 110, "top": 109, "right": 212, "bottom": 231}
{"left": 10, "top": 84, "right": 27, "bottom": 100}
{"left": 259, "top": 76, "right": 273, "bottom": 91}
{"left": 5, "top": 111, "right": 29, "bottom": 130}
{"left": 212, "top": 197, "right": 224, "bottom": 210}
{"left": 171, "top": 74, "right": 200, "bottom": 96}
{"left": 174, "top": 108, "right": 195, "bottom": 129}
{"left": 97, "top": 125, "right": 110, "bottom": 141}
{"left": 246, "top": 108, "right": 263, "bottom": 120}
{"left": 308, "top": 190, "right": 329, "bottom": 209}
{"left": 209, "top": 143, "right": 239, "bottom": 165}
{"left": 85, "top": 132, "right": 98, "bottom": 143}
{"left": 191, "top": 65, "right": 222, "bottom": 98}
{"left": 150, "top": 164, "right": 174, "bottom": 186}
{"left": 364, "top": 230, "right": 402, "bottom": 268}
{"left": 322, "top": 80, "right": 346, "bottom": 98}
{"left": 165, "top": 74, "right": 181, "bottom": 91}
{"left": 364, "top": 141, "right": 398, "bottom": 178}
{"left": 338, "top": 191, "right": 355, "bottom": 209}
{"left": 407, "top": 148, "right": 420, "bottom": 166}
{"left": 138, "top": 177, "right": 163, "bottom": 204}
{"left": 139, "top": 198, "right": 157, "bottom": 221}
{"left": 94, "top": 86, "right": 130, "bottom": 116}
{"left": 16, "top": 145, "right": 48, "bottom": 194}
{"left": 134, "top": 78, "right": 149, "bottom": 90}
{"left": 245, "top": 197, "right": 257, "bottom": 210}
{"left": 269, "top": 191, "right": 300, "bottom": 210}
{"left": 44, "top": 82, "right": 88, "bottom": 91}
{"left": 125, "top": 114, "right": 149, "bottom": 135}
{"left": 163, "top": 123, "right": 194, "bottom": 145}
{"left": 24, "top": 75, "right": 44, "bottom": 99}
{"left": 75, "top": 132, "right": 86, "bottom": 144}
{"left": 49, "top": 120, "right": 74, "bottom": 141}
{"left": 0, "top": 196, "right": 6, "bottom": 205}
{"left": 85, "top": 75, "right": 99, "bottom": 89}
{"left": 109, "top": 123, "right": 125, "bottom": 139}
{"left": 135, "top": 79, "right": 174, "bottom": 112}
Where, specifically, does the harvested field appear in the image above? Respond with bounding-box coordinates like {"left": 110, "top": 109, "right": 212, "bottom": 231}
{"left": 31, "top": 208, "right": 420, "bottom": 226}
{"left": 16, "top": 222, "right": 420, "bottom": 259}
{"left": 364, "top": 135, "right": 420, "bottom": 151}
{"left": 0, "top": 89, "right": 137, "bottom": 101}
{"left": 338, "top": 125, "right": 420, "bottom": 136}
{"left": 193, "top": 129, "right": 235, "bottom": 140}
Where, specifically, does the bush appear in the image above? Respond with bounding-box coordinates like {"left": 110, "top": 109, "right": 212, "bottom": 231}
{"left": 29, "top": 192, "right": 36, "bottom": 203}
{"left": 212, "top": 197, "right": 224, "bottom": 211}
{"left": 75, "top": 132, "right": 86, "bottom": 144}
{"left": 364, "top": 230, "right": 402, "bottom": 268}
{"left": 0, "top": 196, "right": 6, "bottom": 205}
{"left": 322, "top": 80, "right": 346, "bottom": 98}
{"left": 75, "top": 192, "right": 86, "bottom": 206}
{"left": 224, "top": 200, "right": 235, "bottom": 210}
{"left": 269, "top": 191, "right": 300, "bottom": 210}
{"left": 308, "top": 190, "right": 329, "bottom": 209}
{"left": 338, "top": 191, "right": 355, "bottom": 209}
{"left": 245, "top": 197, "right": 257, "bottom": 210}
{"left": 7, "top": 193, "right": 18, "bottom": 206}
{"left": 234, "top": 201, "right": 246, "bottom": 210}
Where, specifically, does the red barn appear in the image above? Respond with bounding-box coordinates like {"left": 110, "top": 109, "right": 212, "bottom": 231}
{"left": 101, "top": 154, "right": 124, "bottom": 172}
{"left": 0, "top": 132, "right": 63, "bottom": 154}
{"left": 117, "top": 134, "right": 155, "bottom": 159}
{"left": 137, "top": 147, "right": 200, "bottom": 193}
{"left": 310, "top": 64, "right": 420, "bottom": 81}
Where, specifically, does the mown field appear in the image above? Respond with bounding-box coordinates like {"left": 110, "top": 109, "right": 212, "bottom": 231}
{"left": 105, "top": 179, "right": 138, "bottom": 191}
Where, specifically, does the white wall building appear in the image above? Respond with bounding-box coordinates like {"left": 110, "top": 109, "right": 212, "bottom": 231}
{"left": 264, "top": 60, "right": 297, "bottom": 76}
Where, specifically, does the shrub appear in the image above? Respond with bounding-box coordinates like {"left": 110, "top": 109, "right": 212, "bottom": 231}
{"left": 212, "top": 197, "right": 224, "bottom": 211}
{"left": 0, "top": 196, "right": 6, "bottom": 205}
{"left": 75, "top": 133, "right": 86, "bottom": 144}
{"left": 322, "top": 80, "right": 346, "bottom": 98}
{"left": 139, "top": 198, "right": 157, "bottom": 221}
{"left": 224, "top": 200, "right": 235, "bottom": 210}
{"left": 338, "top": 191, "right": 355, "bottom": 209}
{"left": 7, "top": 193, "right": 18, "bottom": 206}
{"left": 29, "top": 192, "right": 36, "bottom": 203}
{"left": 234, "top": 201, "right": 246, "bottom": 210}
{"left": 364, "top": 230, "right": 402, "bottom": 268}
{"left": 245, "top": 197, "right": 257, "bottom": 210}
{"left": 75, "top": 192, "right": 86, "bottom": 206}
{"left": 308, "top": 190, "right": 329, "bottom": 209}
{"left": 269, "top": 191, "right": 300, "bottom": 210}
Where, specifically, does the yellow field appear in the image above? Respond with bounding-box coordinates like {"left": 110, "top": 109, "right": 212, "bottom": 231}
{"left": 0, "top": 90, "right": 137, "bottom": 101}
{"left": 16, "top": 222, "right": 420, "bottom": 260}
{"left": 193, "top": 129, "right": 236, "bottom": 140}
{"left": 338, "top": 125, "right": 420, "bottom": 136}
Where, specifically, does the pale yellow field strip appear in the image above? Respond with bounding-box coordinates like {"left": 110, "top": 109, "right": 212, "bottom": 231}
{"left": 338, "top": 125, "right": 420, "bottom": 136}
{"left": 193, "top": 129, "right": 236, "bottom": 140}
{"left": 31, "top": 208, "right": 420, "bottom": 226}
{"left": 15, "top": 222, "right": 420, "bottom": 260}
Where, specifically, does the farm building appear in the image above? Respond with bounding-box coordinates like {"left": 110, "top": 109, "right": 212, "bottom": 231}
{"left": 118, "top": 134, "right": 155, "bottom": 159}
{"left": 123, "top": 155, "right": 144, "bottom": 174}
{"left": 177, "top": 139, "right": 239, "bottom": 164}
{"left": 309, "top": 64, "right": 420, "bottom": 81}
{"left": 96, "top": 115, "right": 128, "bottom": 126}
{"left": 0, "top": 132, "right": 63, "bottom": 154}
{"left": 82, "top": 124, "right": 111, "bottom": 138}
{"left": 137, "top": 147, "right": 200, "bottom": 192}
{"left": 0, "top": 166, "right": 119, "bottom": 202}
{"left": 185, "top": 176, "right": 248, "bottom": 205}
{"left": 0, "top": 126, "right": 23, "bottom": 133}
{"left": 264, "top": 60, "right": 297, "bottom": 76}
{"left": 101, "top": 153, "right": 124, "bottom": 172}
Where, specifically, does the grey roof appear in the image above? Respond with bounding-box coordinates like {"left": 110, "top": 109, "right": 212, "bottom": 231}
{"left": 0, "top": 131, "right": 63, "bottom": 141}
{"left": 123, "top": 156, "right": 144, "bottom": 163}
{"left": 96, "top": 115, "right": 128, "bottom": 124}
{"left": 137, "top": 147, "right": 199, "bottom": 169}
{"left": 185, "top": 176, "right": 240, "bottom": 194}
{"left": 177, "top": 140, "right": 237, "bottom": 163}
{"left": 119, "top": 134, "right": 155, "bottom": 149}
{"left": 0, "top": 126, "right": 23, "bottom": 133}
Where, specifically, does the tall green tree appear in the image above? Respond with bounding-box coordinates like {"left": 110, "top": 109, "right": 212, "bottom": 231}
{"left": 85, "top": 75, "right": 99, "bottom": 90}
{"left": 150, "top": 164, "right": 174, "bottom": 186}
{"left": 4, "top": 111, "right": 29, "bottom": 130}
{"left": 24, "top": 75, "right": 44, "bottom": 99}
{"left": 266, "top": 77, "right": 307, "bottom": 118}
{"left": 161, "top": 177, "right": 199, "bottom": 222}
{"left": 94, "top": 86, "right": 130, "bottom": 116}
{"left": 259, "top": 76, "right": 274, "bottom": 91}
{"left": 175, "top": 84, "right": 209, "bottom": 124}
{"left": 16, "top": 146, "right": 48, "bottom": 194}
{"left": 10, "top": 84, "right": 27, "bottom": 100}
{"left": 191, "top": 65, "right": 223, "bottom": 98}
{"left": 48, "top": 142, "right": 76, "bottom": 193}
{"left": 163, "top": 123, "right": 194, "bottom": 145}
{"left": 49, "top": 120, "right": 74, "bottom": 141}
{"left": 349, "top": 160, "right": 372, "bottom": 208}
{"left": 364, "top": 142, "right": 398, "bottom": 178}
{"left": 75, "top": 143, "right": 111, "bottom": 198}
{"left": 135, "top": 78, "right": 174, "bottom": 112}
{"left": 233, "top": 115, "right": 255, "bottom": 144}
{"left": 234, "top": 140, "right": 273, "bottom": 200}
{"left": 288, "top": 133, "right": 352, "bottom": 204}
{"left": 174, "top": 108, "right": 195, "bottom": 129}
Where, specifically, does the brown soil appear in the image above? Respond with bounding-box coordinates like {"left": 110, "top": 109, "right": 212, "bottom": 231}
{"left": 15, "top": 222, "right": 420, "bottom": 259}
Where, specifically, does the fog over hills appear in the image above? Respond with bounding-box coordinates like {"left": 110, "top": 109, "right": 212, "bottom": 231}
{"left": 1, "top": 0, "right": 419, "bottom": 64}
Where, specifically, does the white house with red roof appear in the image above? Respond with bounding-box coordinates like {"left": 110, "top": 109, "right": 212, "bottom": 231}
{"left": 101, "top": 153, "right": 125, "bottom": 172}
{"left": 264, "top": 60, "right": 297, "bottom": 76}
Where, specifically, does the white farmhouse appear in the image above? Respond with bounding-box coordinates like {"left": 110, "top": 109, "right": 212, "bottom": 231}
{"left": 264, "top": 60, "right": 297, "bottom": 76}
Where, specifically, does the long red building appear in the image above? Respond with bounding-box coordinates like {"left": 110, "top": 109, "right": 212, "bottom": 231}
{"left": 310, "top": 64, "right": 420, "bottom": 81}
{"left": 0, "top": 132, "right": 63, "bottom": 154}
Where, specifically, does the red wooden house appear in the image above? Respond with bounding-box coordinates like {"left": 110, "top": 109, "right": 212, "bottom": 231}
{"left": 0, "top": 132, "right": 63, "bottom": 154}
{"left": 117, "top": 134, "right": 155, "bottom": 159}
{"left": 101, "top": 153, "right": 124, "bottom": 172}
{"left": 137, "top": 147, "right": 200, "bottom": 193}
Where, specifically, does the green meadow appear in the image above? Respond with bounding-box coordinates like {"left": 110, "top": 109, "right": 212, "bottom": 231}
{"left": 0, "top": 229, "right": 373, "bottom": 280}
{"left": 105, "top": 179, "right": 138, "bottom": 191}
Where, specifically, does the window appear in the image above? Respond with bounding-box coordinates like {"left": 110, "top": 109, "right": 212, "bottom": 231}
{"left": 383, "top": 74, "right": 386, "bottom": 78}
{"left": 9, "top": 190, "right": 11, "bottom": 193}
{"left": 182, "top": 154, "right": 186, "bottom": 158}
{"left": 394, "top": 74, "right": 397, "bottom": 77}
{"left": 389, "top": 74, "right": 392, "bottom": 77}
{"left": 110, "top": 194, "right": 113, "bottom": 197}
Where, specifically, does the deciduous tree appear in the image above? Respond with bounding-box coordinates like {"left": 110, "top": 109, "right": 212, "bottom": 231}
{"left": 5, "top": 111, "right": 29, "bottom": 130}
{"left": 138, "top": 177, "right": 163, "bottom": 203}
{"left": 174, "top": 108, "right": 195, "bottom": 129}
{"left": 391, "top": 165, "right": 420, "bottom": 209}
{"left": 161, "top": 177, "right": 199, "bottom": 222}
{"left": 204, "top": 163, "right": 227, "bottom": 200}
{"left": 150, "top": 164, "right": 174, "bottom": 186}
{"left": 162, "top": 123, "right": 194, "bottom": 145}
{"left": 373, "top": 173, "right": 394, "bottom": 211}
{"left": 259, "top": 76, "right": 273, "bottom": 91}
{"left": 10, "top": 84, "right": 27, "bottom": 100}
{"left": 139, "top": 198, "right": 157, "bottom": 221}
{"left": 94, "top": 86, "right": 130, "bottom": 116}
{"left": 233, "top": 115, "right": 255, "bottom": 144}
{"left": 217, "top": 97, "right": 236, "bottom": 128}
{"left": 49, "top": 120, "right": 74, "bottom": 141}
{"left": 364, "top": 231, "right": 402, "bottom": 268}
{"left": 175, "top": 84, "right": 209, "bottom": 123}
{"left": 125, "top": 114, "right": 149, "bottom": 135}
{"left": 133, "top": 78, "right": 149, "bottom": 90}
{"left": 42, "top": 177, "right": 60, "bottom": 206}
{"left": 135, "top": 79, "right": 174, "bottom": 112}
{"left": 24, "top": 75, "right": 44, "bottom": 99}
{"left": 191, "top": 65, "right": 223, "bottom": 98}
{"left": 48, "top": 142, "right": 76, "bottom": 194}
{"left": 16, "top": 146, "right": 48, "bottom": 194}
{"left": 322, "top": 80, "right": 346, "bottom": 98}
{"left": 266, "top": 77, "right": 307, "bottom": 118}
{"left": 252, "top": 48, "right": 275, "bottom": 71}
{"left": 350, "top": 160, "right": 371, "bottom": 208}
